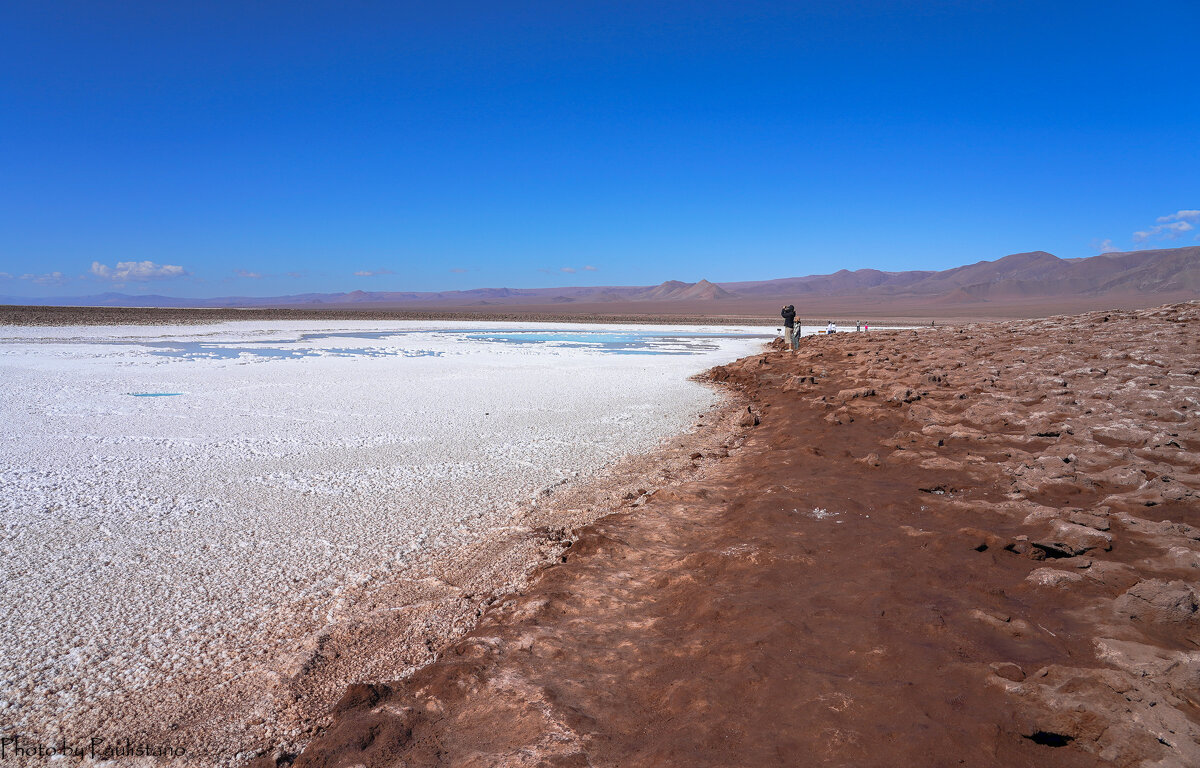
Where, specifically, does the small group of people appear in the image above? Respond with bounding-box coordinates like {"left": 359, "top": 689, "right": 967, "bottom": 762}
{"left": 780, "top": 306, "right": 868, "bottom": 351}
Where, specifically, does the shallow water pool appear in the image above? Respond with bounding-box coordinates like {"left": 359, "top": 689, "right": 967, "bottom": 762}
{"left": 117, "top": 328, "right": 772, "bottom": 360}
{"left": 461, "top": 330, "right": 769, "bottom": 355}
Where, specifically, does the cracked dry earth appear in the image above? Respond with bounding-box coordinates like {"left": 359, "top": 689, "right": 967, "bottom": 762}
{"left": 286, "top": 301, "right": 1199, "bottom": 768}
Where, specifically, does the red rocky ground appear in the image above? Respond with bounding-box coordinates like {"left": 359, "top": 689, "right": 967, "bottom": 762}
{"left": 282, "top": 301, "right": 1200, "bottom": 768}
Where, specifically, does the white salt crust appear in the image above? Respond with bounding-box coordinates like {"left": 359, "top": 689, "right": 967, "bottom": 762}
{"left": 0, "top": 320, "right": 766, "bottom": 735}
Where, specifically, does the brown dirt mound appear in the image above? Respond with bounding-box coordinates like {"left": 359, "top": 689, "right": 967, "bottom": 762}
{"left": 279, "top": 301, "right": 1200, "bottom": 767}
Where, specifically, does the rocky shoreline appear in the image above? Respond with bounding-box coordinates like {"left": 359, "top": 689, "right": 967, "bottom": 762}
{"left": 230, "top": 389, "right": 759, "bottom": 765}
{"left": 284, "top": 301, "right": 1199, "bottom": 767}
{"left": 0, "top": 321, "right": 768, "bottom": 766}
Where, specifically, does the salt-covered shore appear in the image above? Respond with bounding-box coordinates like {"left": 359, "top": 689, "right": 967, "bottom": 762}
{"left": 0, "top": 320, "right": 767, "bottom": 763}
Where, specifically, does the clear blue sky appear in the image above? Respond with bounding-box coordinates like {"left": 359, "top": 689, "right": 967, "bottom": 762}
{"left": 2, "top": 1, "right": 1197, "bottom": 298}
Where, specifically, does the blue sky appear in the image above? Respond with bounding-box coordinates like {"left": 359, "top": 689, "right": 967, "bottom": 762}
{"left": 1, "top": 1, "right": 1197, "bottom": 298}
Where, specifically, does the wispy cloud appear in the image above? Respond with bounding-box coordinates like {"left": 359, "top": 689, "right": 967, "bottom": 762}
{"left": 1092, "top": 238, "right": 1118, "bottom": 254}
{"left": 560, "top": 267, "right": 577, "bottom": 273}
{"left": 234, "top": 269, "right": 263, "bottom": 279}
{"left": 449, "top": 267, "right": 468, "bottom": 274}
{"left": 354, "top": 269, "right": 395, "bottom": 277}
{"left": 0, "top": 272, "right": 12, "bottom": 279}
{"left": 1133, "top": 209, "right": 1199, "bottom": 243}
{"left": 91, "top": 260, "right": 187, "bottom": 281}
{"left": 20, "top": 271, "right": 68, "bottom": 286}
{"left": 1156, "top": 210, "right": 1200, "bottom": 223}
{"left": 583, "top": 265, "right": 598, "bottom": 271}
{"left": 286, "top": 271, "right": 305, "bottom": 278}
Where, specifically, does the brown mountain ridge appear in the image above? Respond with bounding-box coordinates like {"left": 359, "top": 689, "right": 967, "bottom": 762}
{"left": 4, "top": 246, "right": 1196, "bottom": 320}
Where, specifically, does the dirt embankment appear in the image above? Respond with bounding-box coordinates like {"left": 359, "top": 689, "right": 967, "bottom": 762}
{"left": 37, "top": 385, "right": 757, "bottom": 766}
{"left": 281, "top": 301, "right": 1200, "bottom": 768}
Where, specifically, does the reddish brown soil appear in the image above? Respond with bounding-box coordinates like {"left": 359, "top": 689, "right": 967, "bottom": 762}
{"left": 281, "top": 301, "right": 1200, "bottom": 767}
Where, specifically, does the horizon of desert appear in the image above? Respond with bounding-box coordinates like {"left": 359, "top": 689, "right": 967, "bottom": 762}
{"left": 4, "top": 245, "right": 1197, "bottom": 324}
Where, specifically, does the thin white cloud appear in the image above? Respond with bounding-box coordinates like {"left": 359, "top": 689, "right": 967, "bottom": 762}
{"left": 449, "top": 267, "right": 468, "bottom": 274}
{"left": 1134, "top": 222, "right": 1193, "bottom": 242}
{"left": 354, "top": 269, "right": 395, "bottom": 277}
{"left": 1092, "top": 238, "right": 1118, "bottom": 254}
{"left": 0, "top": 272, "right": 12, "bottom": 279}
{"left": 234, "top": 269, "right": 263, "bottom": 279}
{"left": 1133, "top": 209, "right": 1199, "bottom": 243}
{"left": 20, "top": 271, "right": 68, "bottom": 286}
{"left": 91, "top": 260, "right": 187, "bottom": 281}
{"left": 583, "top": 265, "right": 598, "bottom": 271}
{"left": 1155, "top": 210, "right": 1200, "bottom": 223}
{"left": 560, "top": 267, "right": 577, "bottom": 273}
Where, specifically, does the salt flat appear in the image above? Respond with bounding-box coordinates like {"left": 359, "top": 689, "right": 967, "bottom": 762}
{"left": 0, "top": 320, "right": 766, "bottom": 739}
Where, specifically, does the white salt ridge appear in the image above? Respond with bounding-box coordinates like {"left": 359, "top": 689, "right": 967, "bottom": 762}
{"left": 0, "top": 320, "right": 766, "bottom": 737}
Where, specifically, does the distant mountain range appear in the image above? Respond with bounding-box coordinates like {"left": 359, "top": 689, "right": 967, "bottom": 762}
{"left": 4, "top": 246, "right": 1197, "bottom": 314}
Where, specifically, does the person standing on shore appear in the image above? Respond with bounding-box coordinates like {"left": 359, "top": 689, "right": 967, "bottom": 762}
{"left": 781, "top": 305, "right": 796, "bottom": 347}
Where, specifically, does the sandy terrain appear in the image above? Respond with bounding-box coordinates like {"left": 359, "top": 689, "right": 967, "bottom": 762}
{"left": 291, "top": 301, "right": 1200, "bottom": 767}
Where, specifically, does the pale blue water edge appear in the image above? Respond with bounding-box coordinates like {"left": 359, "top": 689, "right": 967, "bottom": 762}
{"left": 140, "top": 342, "right": 443, "bottom": 360}
{"left": 116, "top": 329, "right": 773, "bottom": 360}
{"left": 462, "top": 330, "right": 769, "bottom": 355}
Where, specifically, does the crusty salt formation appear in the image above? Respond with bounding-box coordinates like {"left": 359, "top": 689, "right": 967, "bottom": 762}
{"left": 0, "top": 320, "right": 765, "bottom": 760}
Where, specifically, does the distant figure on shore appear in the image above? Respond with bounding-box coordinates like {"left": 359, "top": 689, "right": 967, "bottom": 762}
{"left": 855, "top": 321, "right": 861, "bottom": 332}
{"left": 781, "top": 305, "right": 796, "bottom": 347}
{"left": 864, "top": 323, "right": 870, "bottom": 332}
{"left": 826, "top": 321, "right": 836, "bottom": 334}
